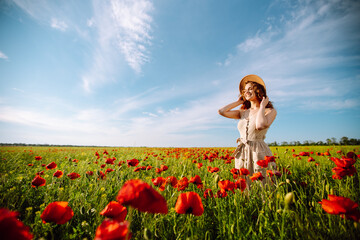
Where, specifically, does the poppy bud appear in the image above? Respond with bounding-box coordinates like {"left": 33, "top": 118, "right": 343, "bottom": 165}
{"left": 284, "top": 192, "right": 294, "bottom": 209}
{"left": 214, "top": 174, "right": 220, "bottom": 186}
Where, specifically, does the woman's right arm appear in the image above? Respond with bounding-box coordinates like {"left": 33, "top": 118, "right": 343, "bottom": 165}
{"left": 218, "top": 97, "right": 244, "bottom": 119}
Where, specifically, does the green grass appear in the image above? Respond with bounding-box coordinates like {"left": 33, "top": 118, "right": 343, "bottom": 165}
{"left": 0, "top": 146, "right": 359, "bottom": 239}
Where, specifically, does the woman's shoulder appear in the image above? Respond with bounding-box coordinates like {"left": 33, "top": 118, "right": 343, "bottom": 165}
{"left": 265, "top": 107, "right": 277, "bottom": 117}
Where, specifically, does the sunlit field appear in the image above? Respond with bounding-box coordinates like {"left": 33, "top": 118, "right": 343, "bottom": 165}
{"left": 1, "top": 145, "right": 359, "bottom": 239}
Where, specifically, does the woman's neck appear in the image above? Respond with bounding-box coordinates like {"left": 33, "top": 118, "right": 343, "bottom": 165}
{"left": 249, "top": 100, "right": 260, "bottom": 110}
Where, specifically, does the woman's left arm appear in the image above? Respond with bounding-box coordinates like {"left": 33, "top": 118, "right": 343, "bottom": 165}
{"left": 256, "top": 96, "right": 277, "bottom": 130}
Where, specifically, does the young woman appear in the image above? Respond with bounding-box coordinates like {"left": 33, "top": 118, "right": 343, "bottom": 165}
{"left": 218, "top": 74, "right": 277, "bottom": 187}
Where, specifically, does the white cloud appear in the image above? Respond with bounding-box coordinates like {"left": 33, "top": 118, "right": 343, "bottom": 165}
{"left": 50, "top": 18, "right": 68, "bottom": 31}
{"left": 81, "top": 0, "right": 154, "bottom": 92}
{"left": 0, "top": 51, "right": 9, "bottom": 60}
{"left": 222, "top": 0, "right": 360, "bottom": 110}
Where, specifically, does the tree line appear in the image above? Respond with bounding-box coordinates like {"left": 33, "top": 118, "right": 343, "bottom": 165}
{"left": 267, "top": 136, "right": 360, "bottom": 146}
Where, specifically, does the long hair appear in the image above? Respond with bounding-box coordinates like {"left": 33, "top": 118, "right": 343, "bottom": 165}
{"left": 240, "top": 81, "right": 274, "bottom": 110}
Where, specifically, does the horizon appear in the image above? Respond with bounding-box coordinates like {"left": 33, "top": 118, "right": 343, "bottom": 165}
{"left": 1, "top": 0, "right": 360, "bottom": 147}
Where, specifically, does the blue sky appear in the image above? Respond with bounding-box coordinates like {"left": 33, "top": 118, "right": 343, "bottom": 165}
{"left": 0, "top": 0, "right": 359, "bottom": 147}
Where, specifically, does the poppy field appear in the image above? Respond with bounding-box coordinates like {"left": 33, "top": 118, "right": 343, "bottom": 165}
{"left": 0, "top": 145, "right": 359, "bottom": 239}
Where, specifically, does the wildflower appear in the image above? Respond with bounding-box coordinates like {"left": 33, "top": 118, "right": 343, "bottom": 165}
{"left": 95, "top": 219, "right": 131, "bottom": 240}
{"left": 31, "top": 175, "right": 46, "bottom": 187}
{"left": 116, "top": 179, "right": 168, "bottom": 214}
{"left": 218, "top": 180, "right": 235, "bottom": 193}
{"left": 67, "top": 172, "right": 81, "bottom": 180}
{"left": 46, "top": 162, "right": 57, "bottom": 170}
{"left": 86, "top": 171, "right": 94, "bottom": 176}
{"left": 299, "top": 152, "right": 310, "bottom": 156}
{"left": 249, "top": 172, "right": 264, "bottom": 181}
{"left": 256, "top": 159, "right": 269, "bottom": 168}
{"left": 166, "top": 176, "right": 178, "bottom": 187}
{"left": 175, "top": 192, "right": 204, "bottom": 216}
{"left": 53, "top": 170, "right": 63, "bottom": 178}
{"left": 35, "top": 156, "right": 42, "bottom": 161}
{"left": 105, "top": 168, "right": 114, "bottom": 174}
{"left": 176, "top": 177, "right": 189, "bottom": 191}
{"left": 100, "top": 201, "right": 127, "bottom": 222}
{"left": 204, "top": 189, "right": 214, "bottom": 199}
{"left": 319, "top": 195, "right": 360, "bottom": 222}
{"left": 152, "top": 177, "right": 166, "bottom": 191}
{"left": 235, "top": 178, "right": 247, "bottom": 192}
{"left": 105, "top": 158, "right": 115, "bottom": 165}
{"left": 189, "top": 175, "right": 203, "bottom": 189}
{"left": 265, "top": 156, "right": 276, "bottom": 162}
{"left": 0, "top": 208, "right": 33, "bottom": 240}
{"left": 41, "top": 202, "right": 74, "bottom": 224}
{"left": 239, "top": 168, "right": 250, "bottom": 176}
{"left": 127, "top": 159, "right": 139, "bottom": 167}
{"left": 307, "top": 157, "right": 315, "bottom": 162}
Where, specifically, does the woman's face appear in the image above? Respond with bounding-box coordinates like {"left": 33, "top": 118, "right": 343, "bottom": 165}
{"left": 242, "top": 82, "right": 256, "bottom": 101}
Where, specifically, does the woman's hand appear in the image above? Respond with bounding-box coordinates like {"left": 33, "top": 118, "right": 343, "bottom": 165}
{"left": 260, "top": 96, "right": 269, "bottom": 108}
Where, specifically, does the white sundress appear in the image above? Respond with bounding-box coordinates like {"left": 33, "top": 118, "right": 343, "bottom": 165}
{"left": 232, "top": 109, "right": 276, "bottom": 182}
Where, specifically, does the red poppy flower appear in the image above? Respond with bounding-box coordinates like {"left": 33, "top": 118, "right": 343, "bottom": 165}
{"left": 160, "top": 165, "right": 168, "bottom": 171}
{"left": 155, "top": 168, "right": 163, "bottom": 174}
{"left": 210, "top": 167, "right": 220, "bottom": 173}
{"left": 32, "top": 175, "right": 46, "bottom": 188}
{"left": 319, "top": 195, "right": 360, "bottom": 222}
{"left": 197, "top": 163, "right": 203, "bottom": 169}
{"left": 218, "top": 180, "right": 235, "bottom": 193}
{"left": 105, "top": 168, "right": 114, "bottom": 174}
{"left": 116, "top": 179, "right": 168, "bottom": 214}
{"left": 239, "top": 168, "right": 250, "bottom": 176}
{"left": 235, "top": 178, "right": 247, "bottom": 192}
{"left": 175, "top": 192, "right": 204, "bottom": 216}
{"left": 299, "top": 152, "right": 310, "bottom": 156}
{"left": 332, "top": 166, "right": 357, "bottom": 179}
{"left": 146, "top": 166, "right": 152, "bottom": 170}
{"left": 331, "top": 157, "right": 356, "bottom": 168}
{"left": 307, "top": 157, "right": 315, "bottom": 162}
{"left": 0, "top": 208, "right": 33, "bottom": 240}
{"left": 249, "top": 172, "right": 264, "bottom": 181}
{"left": 28, "top": 163, "right": 33, "bottom": 166}
{"left": 126, "top": 159, "right": 139, "bottom": 167}
{"left": 86, "top": 171, "right": 94, "bottom": 176}
{"left": 189, "top": 175, "right": 203, "bottom": 189}
{"left": 103, "top": 150, "right": 109, "bottom": 155}
{"left": 230, "top": 168, "right": 240, "bottom": 175}
{"left": 217, "top": 189, "right": 228, "bottom": 198}
{"left": 346, "top": 152, "right": 357, "bottom": 159}
{"left": 204, "top": 189, "right": 214, "bottom": 199}
{"left": 98, "top": 171, "right": 106, "bottom": 180}
{"left": 256, "top": 159, "right": 269, "bottom": 168}
{"left": 53, "top": 170, "right": 63, "bottom": 178}
{"left": 166, "top": 176, "right": 178, "bottom": 187}
{"left": 100, "top": 201, "right": 127, "bottom": 222}
{"left": 95, "top": 151, "right": 100, "bottom": 159}
{"left": 105, "top": 158, "right": 115, "bottom": 165}
{"left": 152, "top": 177, "right": 166, "bottom": 191}
{"left": 264, "top": 156, "right": 276, "bottom": 162}
{"left": 46, "top": 162, "right": 57, "bottom": 170}
{"left": 41, "top": 164, "right": 46, "bottom": 167}
{"left": 35, "top": 156, "right": 42, "bottom": 161}
{"left": 176, "top": 177, "right": 189, "bottom": 191}
{"left": 100, "top": 164, "right": 106, "bottom": 168}
{"left": 41, "top": 201, "right": 74, "bottom": 224}
{"left": 95, "top": 219, "right": 131, "bottom": 240}
{"left": 67, "top": 172, "right": 81, "bottom": 180}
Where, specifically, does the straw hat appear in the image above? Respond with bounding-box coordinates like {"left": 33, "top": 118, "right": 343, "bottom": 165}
{"left": 239, "top": 74, "right": 266, "bottom": 93}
